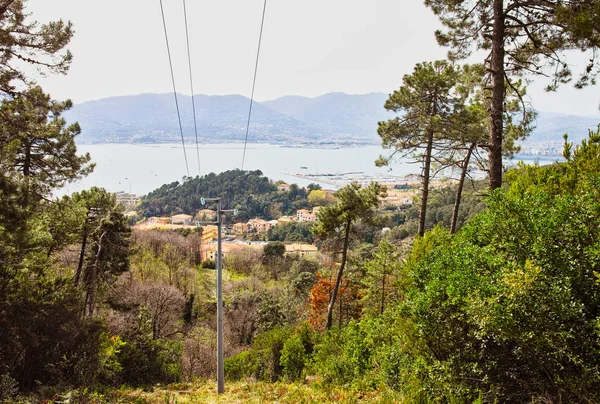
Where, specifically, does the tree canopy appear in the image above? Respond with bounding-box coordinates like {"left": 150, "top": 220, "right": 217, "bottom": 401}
{"left": 0, "top": 0, "right": 73, "bottom": 95}
{"left": 425, "top": 0, "right": 600, "bottom": 188}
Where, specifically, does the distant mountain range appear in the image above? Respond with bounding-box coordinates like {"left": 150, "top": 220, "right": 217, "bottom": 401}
{"left": 64, "top": 92, "right": 599, "bottom": 147}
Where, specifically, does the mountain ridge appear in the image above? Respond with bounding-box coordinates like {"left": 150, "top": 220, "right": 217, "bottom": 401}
{"left": 64, "top": 92, "right": 600, "bottom": 147}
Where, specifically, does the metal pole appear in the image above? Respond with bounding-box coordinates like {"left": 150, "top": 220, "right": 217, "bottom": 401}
{"left": 216, "top": 199, "right": 224, "bottom": 394}
{"left": 125, "top": 177, "right": 132, "bottom": 194}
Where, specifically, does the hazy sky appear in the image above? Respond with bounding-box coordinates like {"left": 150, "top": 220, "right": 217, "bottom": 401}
{"left": 28, "top": 0, "right": 600, "bottom": 115}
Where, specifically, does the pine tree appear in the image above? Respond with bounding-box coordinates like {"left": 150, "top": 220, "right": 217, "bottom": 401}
{"left": 378, "top": 61, "right": 468, "bottom": 237}
{"left": 425, "top": 0, "right": 600, "bottom": 189}
{"left": 0, "top": 86, "right": 93, "bottom": 209}
{"left": 312, "top": 182, "right": 385, "bottom": 330}
{"left": 0, "top": 1, "right": 73, "bottom": 95}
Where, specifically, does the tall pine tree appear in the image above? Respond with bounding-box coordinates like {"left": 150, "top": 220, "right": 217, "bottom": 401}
{"left": 425, "top": 0, "right": 600, "bottom": 189}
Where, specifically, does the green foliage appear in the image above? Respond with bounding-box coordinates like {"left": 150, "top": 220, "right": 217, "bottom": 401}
{"left": 360, "top": 241, "right": 402, "bottom": 317}
{"left": 425, "top": 0, "right": 600, "bottom": 89}
{"left": 378, "top": 61, "right": 491, "bottom": 236}
{"left": 311, "top": 319, "right": 387, "bottom": 386}
{"left": 226, "top": 325, "right": 315, "bottom": 383}
{"left": 313, "top": 182, "right": 386, "bottom": 329}
{"left": 378, "top": 129, "right": 600, "bottom": 401}
{"left": 140, "top": 170, "right": 310, "bottom": 221}
{"left": 291, "top": 271, "right": 316, "bottom": 296}
{"left": 263, "top": 241, "right": 286, "bottom": 258}
{"left": 312, "top": 182, "right": 386, "bottom": 240}
{"left": 307, "top": 189, "right": 334, "bottom": 206}
{"left": 267, "top": 221, "right": 314, "bottom": 243}
{"left": 280, "top": 334, "right": 308, "bottom": 381}
{"left": 200, "top": 259, "right": 215, "bottom": 270}
{"left": 256, "top": 292, "right": 286, "bottom": 333}
{"left": 224, "top": 350, "right": 253, "bottom": 381}
{"left": 302, "top": 128, "right": 600, "bottom": 402}
{"left": 0, "top": 2, "right": 73, "bottom": 95}
{"left": 117, "top": 337, "right": 182, "bottom": 386}
{"left": 425, "top": 0, "right": 597, "bottom": 188}
{"left": 0, "top": 374, "right": 18, "bottom": 402}
{"left": 98, "top": 334, "right": 126, "bottom": 384}
{"left": 378, "top": 61, "right": 461, "bottom": 164}
{"left": 0, "top": 275, "right": 105, "bottom": 391}
{"left": 0, "top": 87, "right": 93, "bottom": 205}
{"left": 247, "top": 326, "right": 293, "bottom": 382}
{"left": 387, "top": 179, "right": 487, "bottom": 240}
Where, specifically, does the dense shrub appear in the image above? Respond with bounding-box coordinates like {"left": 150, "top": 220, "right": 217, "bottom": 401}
{"left": 0, "top": 276, "right": 105, "bottom": 392}
{"left": 280, "top": 334, "right": 307, "bottom": 381}
{"left": 280, "top": 323, "right": 315, "bottom": 381}
{"left": 117, "top": 337, "right": 182, "bottom": 386}
{"left": 224, "top": 350, "right": 253, "bottom": 381}
{"left": 310, "top": 319, "right": 387, "bottom": 386}
{"left": 375, "top": 131, "right": 600, "bottom": 401}
{"left": 249, "top": 326, "right": 292, "bottom": 381}
{"left": 225, "top": 324, "right": 316, "bottom": 382}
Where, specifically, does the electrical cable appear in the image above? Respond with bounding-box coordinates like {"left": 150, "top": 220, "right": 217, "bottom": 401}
{"left": 241, "top": 0, "right": 268, "bottom": 171}
{"left": 159, "top": 0, "right": 190, "bottom": 177}
{"left": 183, "top": 0, "right": 201, "bottom": 177}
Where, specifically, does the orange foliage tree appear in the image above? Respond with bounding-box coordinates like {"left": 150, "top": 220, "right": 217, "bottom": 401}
{"left": 307, "top": 271, "right": 363, "bottom": 331}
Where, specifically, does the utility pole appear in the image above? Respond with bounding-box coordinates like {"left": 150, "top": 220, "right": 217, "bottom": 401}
{"left": 125, "top": 177, "right": 132, "bottom": 194}
{"left": 216, "top": 199, "right": 224, "bottom": 394}
{"left": 199, "top": 197, "right": 236, "bottom": 395}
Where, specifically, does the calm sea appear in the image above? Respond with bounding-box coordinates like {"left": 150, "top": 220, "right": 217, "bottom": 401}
{"left": 57, "top": 143, "right": 561, "bottom": 197}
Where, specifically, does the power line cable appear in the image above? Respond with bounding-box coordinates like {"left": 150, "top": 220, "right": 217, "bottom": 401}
{"left": 183, "top": 0, "right": 201, "bottom": 177}
{"left": 241, "top": 0, "right": 268, "bottom": 171}
{"left": 159, "top": 0, "right": 190, "bottom": 177}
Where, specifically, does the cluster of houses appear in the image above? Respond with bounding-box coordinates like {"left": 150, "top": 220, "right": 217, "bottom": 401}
{"left": 147, "top": 209, "right": 216, "bottom": 227}
{"left": 142, "top": 208, "right": 321, "bottom": 261}
{"left": 143, "top": 206, "right": 323, "bottom": 240}
{"left": 200, "top": 241, "right": 318, "bottom": 261}
{"left": 232, "top": 206, "right": 322, "bottom": 235}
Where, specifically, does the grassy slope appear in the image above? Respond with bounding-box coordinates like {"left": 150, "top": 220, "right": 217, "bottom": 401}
{"left": 35, "top": 381, "right": 400, "bottom": 403}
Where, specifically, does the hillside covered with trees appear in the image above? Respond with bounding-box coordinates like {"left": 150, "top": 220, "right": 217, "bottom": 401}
{"left": 139, "top": 170, "right": 323, "bottom": 222}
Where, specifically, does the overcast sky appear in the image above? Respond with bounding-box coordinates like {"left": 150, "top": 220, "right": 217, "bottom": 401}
{"left": 28, "top": 0, "right": 599, "bottom": 116}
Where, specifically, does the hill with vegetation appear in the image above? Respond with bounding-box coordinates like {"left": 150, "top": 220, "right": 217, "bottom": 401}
{"left": 138, "top": 170, "right": 318, "bottom": 222}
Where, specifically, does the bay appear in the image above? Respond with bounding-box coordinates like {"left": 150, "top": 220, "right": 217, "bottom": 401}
{"left": 58, "top": 143, "right": 561, "bottom": 197}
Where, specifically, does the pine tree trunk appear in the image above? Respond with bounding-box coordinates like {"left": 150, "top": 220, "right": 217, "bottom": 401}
{"left": 451, "top": 143, "right": 476, "bottom": 234}
{"left": 85, "top": 231, "right": 106, "bottom": 316}
{"left": 326, "top": 217, "right": 351, "bottom": 330}
{"left": 418, "top": 129, "right": 435, "bottom": 237}
{"left": 489, "top": 0, "right": 506, "bottom": 190}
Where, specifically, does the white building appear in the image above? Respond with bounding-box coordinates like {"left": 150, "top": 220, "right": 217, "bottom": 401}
{"left": 171, "top": 214, "right": 193, "bottom": 225}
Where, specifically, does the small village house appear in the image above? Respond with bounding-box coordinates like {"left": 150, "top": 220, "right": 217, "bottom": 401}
{"left": 297, "top": 209, "right": 317, "bottom": 222}
{"left": 200, "top": 242, "right": 265, "bottom": 261}
{"left": 201, "top": 225, "right": 218, "bottom": 244}
{"left": 247, "top": 218, "right": 271, "bottom": 232}
{"left": 233, "top": 222, "right": 249, "bottom": 234}
{"left": 171, "top": 214, "right": 193, "bottom": 225}
{"left": 285, "top": 243, "right": 319, "bottom": 256}
{"left": 196, "top": 209, "right": 217, "bottom": 221}
{"left": 148, "top": 217, "right": 170, "bottom": 225}
{"left": 277, "top": 216, "right": 295, "bottom": 225}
